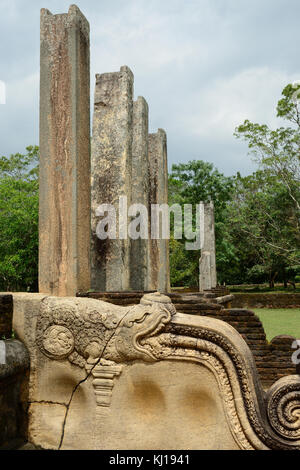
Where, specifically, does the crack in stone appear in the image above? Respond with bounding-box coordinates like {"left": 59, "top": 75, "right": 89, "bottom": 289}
{"left": 30, "top": 400, "right": 68, "bottom": 407}
{"left": 57, "top": 308, "right": 132, "bottom": 450}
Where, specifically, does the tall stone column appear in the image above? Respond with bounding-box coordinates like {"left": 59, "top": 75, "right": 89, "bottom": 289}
{"left": 130, "top": 97, "right": 150, "bottom": 291}
{"left": 39, "top": 6, "right": 90, "bottom": 297}
{"left": 209, "top": 201, "right": 217, "bottom": 288}
{"left": 91, "top": 66, "right": 133, "bottom": 292}
{"left": 199, "top": 201, "right": 217, "bottom": 292}
{"left": 148, "top": 129, "right": 171, "bottom": 293}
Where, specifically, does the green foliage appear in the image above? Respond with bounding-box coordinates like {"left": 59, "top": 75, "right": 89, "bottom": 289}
{"left": 168, "top": 160, "right": 236, "bottom": 286}
{"left": 232, "top": 83, "right": 300, "bottom": 286}
{"left": 0, "top": 146, "right": 39, "bottom": 291}
{"left": 1, "top": 82, "right": 299, "bottom": 292}
{"left": 169, "top": 83, "right": 300, "bottom": 288}
{"left": 234, "top": 84, "right": 300, "bottom": 216}
{"left": 228, "top": 170, "right": 300, "bottom": 285}
{"left": 169, "top": 237, "right": 196, "bottom": 286}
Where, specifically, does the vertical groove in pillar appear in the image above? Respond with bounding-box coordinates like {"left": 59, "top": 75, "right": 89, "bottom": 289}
{"left": 39, "top": 5, "right": 90, "bottom": 296}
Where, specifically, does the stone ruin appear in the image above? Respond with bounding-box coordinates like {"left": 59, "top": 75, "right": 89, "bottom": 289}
{"left": 0, "top": 4, "right": 300, "bottom": 451}
{"left": 39, "top": 6, "right": 169, "bottom": 297}
{"left": 91, "top": 69, "right": 170, "bottom": 293}
{"left": 199, "top": 201, "right": 217, "bottom": 293}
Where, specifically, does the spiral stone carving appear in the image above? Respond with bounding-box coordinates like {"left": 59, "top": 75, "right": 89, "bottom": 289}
{"left": 266, "top": 375, "right": 300, "bottom": 441}
{"left": 42, "top": 325, "right": 75, "bottom": 359}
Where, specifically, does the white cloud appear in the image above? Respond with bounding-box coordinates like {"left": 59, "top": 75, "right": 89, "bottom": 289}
{"left": 0, "top": 72, "right": 39, "bottom": 155}
{"left": 0, "top": 80, "right": 5, "bottom": 104}
{"left": 7, "top": 72, "right": 39, "bottom": 108}
{"left": 179, "top": 67, "right": 300, "bottom": 140}
{"left": 1, "top": 0, "right": 300, "bottom": 175}
{"left": 0, "top": 0, "right": 18, "bottom": 19}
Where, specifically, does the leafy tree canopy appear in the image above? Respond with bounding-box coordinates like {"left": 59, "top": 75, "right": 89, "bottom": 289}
{"left": 169, "top": 83, "right": 300, "bottom": 288}
{"left": 0, "top": 146, "right": 39, "bottom": 291}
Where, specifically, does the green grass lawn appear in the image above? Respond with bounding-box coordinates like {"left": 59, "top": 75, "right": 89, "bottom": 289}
{"left": 254, "top": 309, "right": 300, "bottom": 341}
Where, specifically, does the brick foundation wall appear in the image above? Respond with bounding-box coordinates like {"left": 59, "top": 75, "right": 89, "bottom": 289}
{"left": 231, "top": 293, "right": 300, "bottom": 309}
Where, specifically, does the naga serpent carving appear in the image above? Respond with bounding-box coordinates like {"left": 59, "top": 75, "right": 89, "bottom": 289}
{"left": 36, "top": 292, "right": 175, "bottom": 366}
{"left": 35, "top": 292, "right": 300, "bottom": 450}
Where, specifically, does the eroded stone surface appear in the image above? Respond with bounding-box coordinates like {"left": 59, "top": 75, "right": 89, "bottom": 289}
{"left": 91, "top": 66, "right": 134, "bottom": 292}
{"left": 39, "top": 6, "right": 91, "bottom": 297}
{"left": 11, "top": 292, "right": 300, "bottom": 450}
{"left": 199, "top": 201, "right": 217, "bottom": 292}
{"left": 130, "top": 96, "right": 150, "bottom": 291}
{"left": 148, "top": 130, "right": 170, "bottom": 293}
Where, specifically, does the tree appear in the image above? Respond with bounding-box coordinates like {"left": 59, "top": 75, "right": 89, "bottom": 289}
{"left": 228, "top": 170, "right": 299, "bottom": 287}
{"left": 232, "top": 83, "right": 300, "bottom": 286}
{"left": 168, "top": 160, "right": 236, "bottom": 287}
{"left": 235, "top": 83, "right": 300, "bottom": 218}
{"left": 168, "top": 84, "right": 300, "bottom": 289}
{"left": 0, "top": 146, "right": 39, "bottom": 291}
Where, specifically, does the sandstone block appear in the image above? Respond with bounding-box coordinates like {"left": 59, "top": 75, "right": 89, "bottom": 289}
{"left": 39, "top": 6, "right": 91, "bottom": 296}
{"left": 91, "top": 66, "right": 134, "bottom": 292}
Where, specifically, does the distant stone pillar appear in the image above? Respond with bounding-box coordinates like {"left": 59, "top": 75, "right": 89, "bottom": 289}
{"left": 199, "top": 201, "right": 217, "bottom": 292}
{"left": 39, "top": 6, "right": 91, "bottom": 296}
{"left": 209, "top": 201, "right": 217, "bottom": 289}
{"left": 148, "top": 129, "right": 171, "bottom": 293}
{"left": 91, "top": 66, "right": 133, "bottom": 292}
{"left": 130, "top": 97, "right": 150, "bottom": 291}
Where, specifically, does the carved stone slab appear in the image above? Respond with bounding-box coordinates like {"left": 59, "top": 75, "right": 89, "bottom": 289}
{"left": 11, "top": 292, "right": 300, "bottom": 450}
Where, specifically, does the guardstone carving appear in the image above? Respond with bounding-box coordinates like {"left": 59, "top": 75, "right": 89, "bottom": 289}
{"left": 26, "top": 292, "right": 300, "bottom": 450}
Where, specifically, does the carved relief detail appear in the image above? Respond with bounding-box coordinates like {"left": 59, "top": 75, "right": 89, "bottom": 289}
{"left": 266, "top": 376, "right": 300, "bottom": 440}
{"left": 42, "top": 325, "right": 75, "bottom": 359}
{"left": 140, "top": 332, "right": 255, "bottom": 450}
{"left": 86, "top": 358, "right": 122, "bottom": 407}
{"left": 162, "top": 322, "right": 300, "bottom": 451}
{"left": 35, "top": 293, "right": 300, "bottom": 450}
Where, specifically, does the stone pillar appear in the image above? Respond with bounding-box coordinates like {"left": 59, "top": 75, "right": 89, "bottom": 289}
{"left": 148, "top": 129, "right": 170, "bottom": 293}
{"left": 39, "top": 5, "right": 91, "bottom": 297}
{"left": 91, "top": 66, "right": 133, "bottom": 292}
{"left": 199, "top": 201, "right": 217, "bottom": 292}
{"left": 130, "top": 97, "right": 150, "bottom": 291}
{"left": 209, "top": 201, "right": 217, "bottom": 289}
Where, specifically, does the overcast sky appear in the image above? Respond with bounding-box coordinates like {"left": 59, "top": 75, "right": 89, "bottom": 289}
{"left": 0, "top": 0, "right": 300, "bottom": 175}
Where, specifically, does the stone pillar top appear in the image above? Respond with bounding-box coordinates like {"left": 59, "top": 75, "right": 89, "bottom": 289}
{"left": 40, "top": 4, "right": 89, "bottom": 40}
{"left": 95, "top": 65, "right": 134, "bottom": 82}
{"left": 136, "top": 95, "right": 149, "bottom": 107}
{"left": 120, "top": 65, "right": 134, "bottom": 76}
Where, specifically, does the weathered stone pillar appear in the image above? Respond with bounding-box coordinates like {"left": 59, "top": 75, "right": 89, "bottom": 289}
{"left": 209, "top": 201, "right": 217, "bottom": 289}
{"left": 39, "top": 6, "right": 91, "bottom": 297}
{"left": 130, "top": 97, "right": 150, "bottom": 291}
{"left": 199, "top": 201, "right": 217, "bottom": 292}
{"left": 91, "top": 66, "right": 133, "bottom": 292}
{"left": 148, "top": 129, "right": 170, "bottom": 293}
